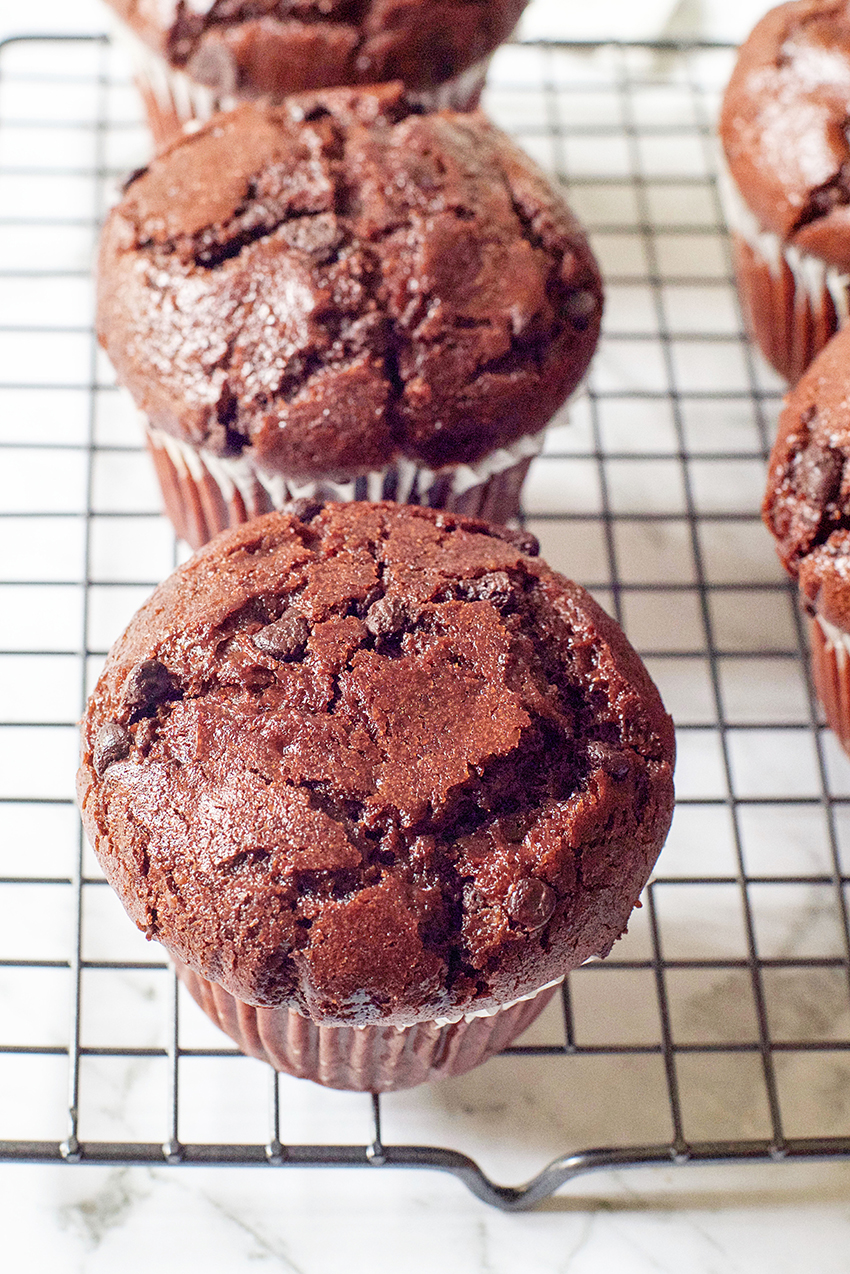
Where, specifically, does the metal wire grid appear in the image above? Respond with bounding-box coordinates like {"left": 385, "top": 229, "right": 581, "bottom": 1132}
{"left": 1, "top": 34, "right": 850, "bottom": 1212}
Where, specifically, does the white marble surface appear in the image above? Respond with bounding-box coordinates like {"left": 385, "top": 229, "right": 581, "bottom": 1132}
{"left": 1, "top": 1, "right": 850, "bottom": 1269}
{"left": 0, "top": 1159, "right": 849, "bottom": 1274}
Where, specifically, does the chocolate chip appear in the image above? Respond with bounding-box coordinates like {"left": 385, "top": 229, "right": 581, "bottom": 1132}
{"left": 507, "top": 879, "right": 556, "bottom": 931}
{"left": 122, "top": 659, "right": 177, "bottom": 720}
{"left": 365, "top": 595, "right": 409, "bottom": 638}
{"left": 282, "top": 497, "right": 325, "bottom": 524}
{"left": 253, "top": 613, "right": 310, "bottom": 661}
{"left": 93, "top": 722, "right": 132, "bottom": 776}
{"left": 493, "top": 526, "right": 540, "bottom": 556}
{"left": 564, "top": 289, "right": 598, "bottom": 329}
{"left": 587, "top": 741, "right": 631, "bottom": 781}
{"left": 497, "top": 813, "right": 528, "bottom": 844}
{"left": 806, "top": 163, "right": 850, "bottom": 221}
{"left": 462, "top": 571, "right": 516, "bottom": 607}
{"left": 794, "top": 441, "right": 844, "bottom": 508}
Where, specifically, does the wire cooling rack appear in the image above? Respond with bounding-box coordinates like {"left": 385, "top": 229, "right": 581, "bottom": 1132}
{"left": 1, "top": 33, "right": 850, "bottom": 1212}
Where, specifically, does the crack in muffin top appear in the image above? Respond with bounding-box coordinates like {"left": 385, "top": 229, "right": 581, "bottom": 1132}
{"left": 108, "top": 1, "right": 529, "bottom": 96}
{"left": 78, "top": 503, "right": 674, "bottom": 1026}
{"left": 96, "top": 84, "right": 602, "bottom": 480}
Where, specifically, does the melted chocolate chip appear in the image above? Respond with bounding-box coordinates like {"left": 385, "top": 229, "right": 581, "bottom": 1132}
{"left": 793, "top": 440, "right": 844, "bottom": 508}
{"left": 587, "top": 741, "right": 632, "bottom": 782}
{"left": 799, "top": 161, "right": 850, "bottom": 227}
{"left": 122, "top": 659, "right": 177, "bottom": 720}
{"left": 462, "top": 571, "right": 516, "bottom": 607}
{"left": 365, "top": 595, "right": 409, "bottom": 638}
{"left": 94, "top": 722, "right": 132, "bottom": 776}
{"left": 253, "top": 613, "right": 310, "bottom": 660}
{"left": 493, "top": 526, "right": 540, "bottom": 556}
{"left": 507, "top": 879, "right": 556, "bottom": 931}
{"left": 564, "top": 289, "right": 598, "bottom": 329}
{"left": 282, "top": 497, "right": 325, "bottom": 524}
{"left": 497, "top": 813, "right": 528, "bottom": 844}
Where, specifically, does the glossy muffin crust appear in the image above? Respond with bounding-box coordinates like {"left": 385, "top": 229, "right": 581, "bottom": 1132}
{"left": 107, "top": 0, "right": 529, "bottom": 97}
{"left": 96, "top": 84, "right": 602, "bottom": 482}
{"left": 77, "top": 503, "right": 675, "bottom": 1027}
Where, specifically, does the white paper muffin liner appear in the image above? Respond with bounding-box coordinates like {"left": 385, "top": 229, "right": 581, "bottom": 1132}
{"left": 111, "top": 17, "right": 492, "bottom": 149}
{"left": 174, "top": 957, "right": 562, "bottom": 1091}
{"left": 144, "top": 418, "right": 544, "bottom": 548}
{"left": 808, "top": 611, "right": 850, "bottom": 755}
{"left": 717, "top": 151, "right": 850, "bottom": 382}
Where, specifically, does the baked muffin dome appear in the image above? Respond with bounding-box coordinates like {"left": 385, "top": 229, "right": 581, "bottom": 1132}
{"left": 719, "top": 1, "right": 850, "bottom": 381}
{"left": 764, "top": 323, "right": 850, "bottom": 622}
{"left": 721, "top": 0, "right": 850, "bottom": 271}
{"left": 97, "top": 84, "right": 602, "bottom": 484}
{"left": 106, "top": 0, "right": 530, "bottom": 100}
{"left": 77, "top": 502, "right": 675, "bottom": 1028}
{"left": 763, "top": 326, "right": 850, "bottom": 754}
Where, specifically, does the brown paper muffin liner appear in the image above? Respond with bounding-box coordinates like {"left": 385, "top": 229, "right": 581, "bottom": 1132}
{"left": 808, "top": 610, "right": 850, "bottom": 756}
{"left": 718, "top": 155, "right": 850, "bottom": 383}
{"left": 730, "top": 233, "right": 842, "bottom": 385}
{"left": 175, "top": 958, "right": 560, "bottom": 1091}
{"left": 144, "top": 421, "right": 543, "bottom": 549}
{"left": 113, "top": 19, "right": 491, "bottom": 149}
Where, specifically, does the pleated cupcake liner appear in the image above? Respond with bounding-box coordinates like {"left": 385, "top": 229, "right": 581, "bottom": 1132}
{"left": 175, "top": 958, "right": 561, "bottom": 1092}
{"left": 808, "top": 610, "right": 850, "bottom": 756}
{"left": 112, "top": 18, "right": 491, "bottom": 149}
{"left": 718, "top": 152, "right": 850, "bottom": 383}
{"left": 144, "top": 420, "right": 543, "bottom": 549}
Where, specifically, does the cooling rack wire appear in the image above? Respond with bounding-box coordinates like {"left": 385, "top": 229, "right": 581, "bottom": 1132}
{"left": 1, "top": 33, "right": 849, "bottom": 1211}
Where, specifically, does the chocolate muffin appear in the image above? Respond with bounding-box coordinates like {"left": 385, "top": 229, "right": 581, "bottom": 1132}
{"left": 719, "top": 1, "right": 850, "bottom": 383}
{"left": 763, "top": 325, "right": 850, "bottom": 749}
{"left": 106, "top": 0, "right": 530, "bottom": 146}
{"left": 97, "top": 85, "right": 603, "bottom": 549}
{"left": 77, "top": 502, "right": 675, "bottom": 1091}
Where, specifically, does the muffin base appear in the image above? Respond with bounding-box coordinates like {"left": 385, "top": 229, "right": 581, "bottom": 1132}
{"left": 113, "top": 20, "right": 491, "bottom": 149}
{"left": 808, "top": 611, "right": 850, "bottom": 756}
{"left": 718, "top": 156, "right": 850, "bottom": 383}
{"left": 144, "top": 422, "right": 543, "bottom": 549}
{"left": 175, "top": 958, "right": 560, "bottom": 1092}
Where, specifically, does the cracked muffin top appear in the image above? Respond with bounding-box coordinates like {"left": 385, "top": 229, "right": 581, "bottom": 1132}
{"left": 763, "top": 325, "right": 850, "bottom": 626}
{"left": 107, "top": 0, "right": 529, "bottom": 97}
{"left": 96, "top": 84, "right": 602, "bottom": 481}
{"left": 77, "top": 502, "right": 675, "bottom": 1027}
{"left": 720, "top": 1, "right": 850, "bottom": 270}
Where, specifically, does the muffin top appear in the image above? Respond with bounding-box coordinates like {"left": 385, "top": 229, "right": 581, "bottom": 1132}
{"left": 96, "top": 85, "right": 602, "bottom": 482}
{"left": 108, "top": 1, "right": 528, "bottom": 98}
{"left": 763, "top": 324, "right": 850, "bottom": 626}
{"left": 77, "top": 502, "right": 675, "bottom": 1027}
{"left": 720, "top": 0, "right": 850, "bottom": 270}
